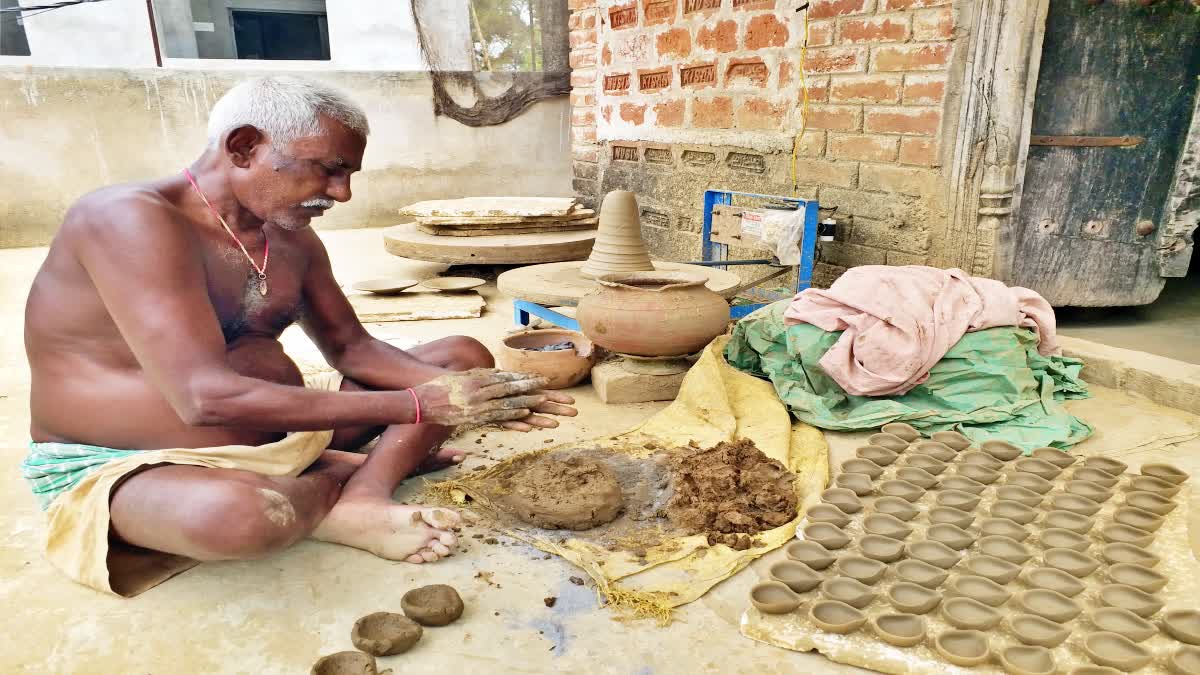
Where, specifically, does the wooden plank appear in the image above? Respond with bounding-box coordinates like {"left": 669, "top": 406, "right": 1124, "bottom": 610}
{"left": 1029, "top": 135, "right": 1145, "bottom": 148}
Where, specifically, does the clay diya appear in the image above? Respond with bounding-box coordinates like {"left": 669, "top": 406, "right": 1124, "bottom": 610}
{"left": 806, "top": 503, "right": 852, "bottom": 529}
{"left": 802, "top": 523, "right": 850, "bottom": 550}
{"left": 1030, "top": 447, "right": 1076, "bottom": 469}
{"left": 1013, "top": 458, "right": 1062, "bottom": 481}
{"left": 820, "top": 488, "right": 864, "bottom": 514}
{"left": 311, "top": 651, "right": 380, "bottom": 675}
{"left": 768, "top": 561, "right": 823, "bottom": 593}
{"left": 859, "top": 534, "right": 906, "bottom": 563}
{"left": 928, "top": 524, "right": 976, "bottom": 551}
{"left": 965, "top": 555, "right": 1021, "bottom": 584}
{"left": 863, "top": 513, "right": 913, "bottom": 540}
{"left": 1084, "top": 456, "right": 1129, "bottom": 475}
{"left": 836, "top": 556, "right": 887, "bottom": 586}
{"left": 942, "top": 597, "right": 1003, "bottom": 631}
{"left": 1170, "top": 646, "right": 1200, "bottom": 675}
{"left": 402, "top": 585, "right": 464, "bottom": 627}
{"left": 1098, "top": 584, "right": 1163, "bottom": 618}
{"left": 991, "top": 500, "right": 1038, "bottom": 525}
{"left": 1082, "top": 632, "right": 1153, "bottom": 672}
{"left": 1050, "top": 493, "right": 1102, "bottom": 517}
{"left": 1141, "top": 462, "right": 1189, "bottom": 485}
{"left": 1007, "top": 472, "right": 1054, "bottom": 495}
{"left": 881, "top": 422, "right": 921, "bottom": 442}
{"left": 835, "top": 472, "right": 874, "bottom": 497}
{"left": 577, "top": 271, "right": 729, "bottom": 357}
{"left": 1043, "top": 509, "right": 1095, "bottom": 534}
{"left": 1106, "top": 563, "right": 1167, "bottom": 593}
{"left": 1039, "top": 528, "right": 1090, "bottom": 553}
{"left": 1016, "top": 589, "right": 1082, "bottom": 623}
{"left": 941, "top": 475, "right": 987, "bottom": 495}
{"left": 961, "top": 450, "right": 1004, "bottom": 470}
{"left": 999, "top": 645, "right": 1056, "bottom": 675}
{"left": 841, "top": 458, "right": 885, "bottom": 479}
{"left": 870, "top": 613, "right": 927, "bottom": 648}
{"left": 912, "top": 441, "right": 957, "bottom": 462}
{"left": 895, "top": 559, "right": 949, "bottom": 589}
{"left": 934, "top": 630, "right": 991, "bottom": 667}
{"left": 929, "top": 506, "right": 975, "bottom": 529}
{"left": 868, "top": 432, "right": 909, "bottom": 452}
{"left": 1124, "top": 490, "right": 1177, "bottom": 515}
{"left": 1023, "top": 567, "right": 1086, "bottom": 597}
{"left": 902, "top": 454, "right": 948, "bottom": 476}
{"left": 932, "top": 430, "right": 972, "bottom": 451}
{"left": 785, "top": 540, "right": 836, "bottom": 570}
{"left": 351, "top": 612, "right": 423, "bottom": 656}
{"left": 1090, "top": 607, "right": 1157, "bottom": 642}
{"left": 872, "top": 496, "right": 920, "bottom": 521}
{"left": 820, "top": 577, "right": 877, "bottom": 609}
{"left": 957, "top": 463, "right": 1002, "bottom": 485}
{"left": 856, "top": 445, "right": 900, "bottom": 467}
{"left": 936, "top": 489, "right": 981, "bottom": 512}
{"left": 1043, "top": 548, "right": 1101, "bottom": 578}
{"left": 1100, "top": 543, "right": 1160, "bottom": 568}
{"left": 978, "top": 535, "right": 1031, "bottom": 564}
{"left": 1010, "top": 613, "right": 1071, "bottom": 648}
{"left": 981, "top": 439, "right": 1023, "bottom": 461}
{"left": 749, "top": 581, "right": 801, "bottom": 614}
{"left": 1073, "top": 466, "right": 1121, "bottom": 489}
{"left": 879, "top": 479, "right": 925, "bottom": 503}
{"left": 1099, "top": 524, "right": 1155, "bottom": 548}
{"left": 895, "top": 467, "right": 939, "bottom": 489}
{"left": 1128, "top": 475, "right": 1182, "bottom": 497}
{"left": 945, "top": 574, "right": 1011, "bottom": 607}
{"left": 888, "top": 582, "right": 943, "bottom": 614}
{"left": 809, "top": 600, "right": 866, "bottom": 634}
{"left": 980, "top": 517, "right": 1030, "bottom": 542}
{"left": 1113, "top": 505, "right": 1165, "bottom": 532}
{"left": 1164, "top": 609, "right": 1200, "bottom": 645}
{"left": 1066, "top": 479, "right": 1114, "bottom": 503}
{"left": 996, "top": 485, "right": 1044, "bottom": 507}
{"left": 907, "top": 540, "right": 962, "bottom": 569}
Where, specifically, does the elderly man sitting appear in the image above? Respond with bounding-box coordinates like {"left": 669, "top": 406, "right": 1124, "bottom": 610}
{"left": 21, "top": 76, "right": 573, "bottom": 596}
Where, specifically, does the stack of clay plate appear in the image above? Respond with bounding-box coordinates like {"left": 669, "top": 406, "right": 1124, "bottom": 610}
{"left": 742, "top": 424, "right": 1200, "bottom": 675}
{"left": 400, "top": 196, "right": 597, "bottom": 237}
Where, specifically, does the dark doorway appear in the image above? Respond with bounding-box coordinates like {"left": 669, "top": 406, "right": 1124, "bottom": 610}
{"left": 232, "top": 10, "right": 330, "bottom": 61}
{"left": 0, "top": 0, "right": 32, "bottom": 57}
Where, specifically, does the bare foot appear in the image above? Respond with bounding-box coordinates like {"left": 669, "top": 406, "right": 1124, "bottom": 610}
{"left": 416, "top": 446, "right": 468, "bottom": 475}
{"left": 312, "top": 496, "right": 461, "bottom": 563}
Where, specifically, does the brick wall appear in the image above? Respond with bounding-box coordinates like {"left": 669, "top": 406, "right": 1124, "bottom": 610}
{"left": 568, "top": 0, "right": 961, "bottom": 286}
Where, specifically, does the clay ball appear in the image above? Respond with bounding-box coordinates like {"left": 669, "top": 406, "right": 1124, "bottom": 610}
{"left": 311, "top": 651, "right": 379, "bottom": 675}
{"left": 402, "top": 584, "right": 465, "bottom": 627}
{"left": 351, "top": 611, "right": 423, "bottom": 656}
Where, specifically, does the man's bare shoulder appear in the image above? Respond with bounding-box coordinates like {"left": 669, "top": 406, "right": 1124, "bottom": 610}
{"left": 60, "top": 181, "right": 190, "bottom": 247}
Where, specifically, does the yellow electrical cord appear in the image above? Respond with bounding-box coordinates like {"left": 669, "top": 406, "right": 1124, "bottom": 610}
{"left": 791, "top": 6, "right": 810, "bottom": 198}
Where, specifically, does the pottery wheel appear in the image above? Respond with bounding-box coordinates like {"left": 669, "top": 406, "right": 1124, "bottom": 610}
{"left": 497, "top": 260, "right": 744, "bottom": 307}
{"left": 384, "top": 223, "right": 597, "bottom": 265}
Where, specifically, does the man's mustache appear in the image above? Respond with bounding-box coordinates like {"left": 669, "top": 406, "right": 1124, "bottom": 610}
{"left": 299, "top": 198, "right": 336, "bottom": 209}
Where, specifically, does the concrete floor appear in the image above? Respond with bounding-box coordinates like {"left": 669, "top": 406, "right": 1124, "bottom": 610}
{"left": 1058, "top": 272, "right": 1200, "bottom": 365}
{"left": 1, "top": 229, "right": 1197, "bottom": 674}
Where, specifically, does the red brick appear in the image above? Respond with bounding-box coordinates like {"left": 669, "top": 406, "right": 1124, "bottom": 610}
{"left": 738, "top": 97, "right": 787, "bottom": 130}
{"left": 682, "top": 0, "right": 722, "bottom": 14}
{"left": 873, "top": 43, "right": 952, "bottom": 71}
{"left": 913, "top": 7, "right": 955, "bottom": 40}
{"left": 804, "top": 104, "right": 862, "bottom": 131}
{"left": 619, "top": 102, "right": 648, "bottom": 125}
{"left": 805, "top": 46, "right": 867, "bottom": 73}
{"left": 733, "top": 0, "right": 775, "bottom": 9}
{"left": 860, "top": 163, "right": 940, "bottom": 196}
{"left": 644, "top": 0, "right": 677, "bottom": 25}
{"left": 880, "top": 0, "right": 949, "bottom": 10}
{"left": 809, "top": 0, "right": 872, "bottom": 20}
{"left": 654, "top": 99, "right": 686, "bottom": 126}
{"left": 570, "top": 29, "right": 596, "bottom": 49}
{"left": 804, "top": 76, "right": 830, "bottom": 102}
{"left": 568, "top": 0, "right": 596, "bottom": 9}
{"left": 693, "top": 96, "right": 735, "bottom": 128}
{"left": 696, "top": 20, "right": 739, "bottom": 53}
{"left": 572, "top": 126, "right": 597, "bottom": 144}
{"left": 839, "top": 16, "right": 910, "bottom": 43}
{"left": 656, "top": 27, "right": 692, "bottom": 59}
{"left": 601, "top": 44, "right": 612, "bottom": 66}
{"left": 571, "top": 91, "right": 596, "bottom": 107}
{"left": 903, "top": 73, "right": 945, "bottom": 104}
{"left": 726, "top": 57, "right": 771, "bottom": 86}
{"left": 573, "top": 145, "right": 600, "bottom": 163}
{"left": 745, "top": 13, "right": 789, "bottom": 50}
{"left": 899, "top": 137, "right": 939, "bottom": 166}
{"left": 571, "top": 108, "right": 596, "bottom": 126}
{"left": 829, "top": 74, "right": 902, "bottom": 103}
{"left": 829, "top": 133, "right": 899, "bottom": 162}
{"left": 581, "top": 10, "right": 597, "bottom": 28}
{"left": 569, "top": 12, "right": 582, "bottom": 30}
{"left": 680, "top": 61, "right": 718, "bottom": 88}
{"left": 571, "top": 70, "right": 596, "bottom": 88}
{"left": 570, "top": 48, "right": 597, "bottom": 69}
{"left": 803, "top": 19, "right": 833, "bottom": 47}
{"left": 603, "top": 72, "right": 631, "bottom": 94}
{"left": 864, "top": 106, "right": 941, "bottom": 135}
{"left": 608, "top": 2, "right": 638, "bottom": 30}
{"left": 601, "top": 105, "right": 612, "bottom": 123}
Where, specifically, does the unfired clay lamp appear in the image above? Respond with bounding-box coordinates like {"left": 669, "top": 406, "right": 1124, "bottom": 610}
{"left": 1164, "top": 609, "right": 1200, "bottom": 645}
{"left": 1082, "top": 632, "right": 1153, "bottom": 671}
{"left": 1099, "top": 524, "right": 1154, "bottom": 548}
{"left": 870, "top": 613, "right": 927, "bottom": 648}
{"left": 928, "top": 524, "right": 976, "bottom": 551}
{"left": 351, "top": 612, "right": 422, "bottom": 656}
{"left": 1169, "top": 646, "right": 1200, "bottom": 675}
{"left": 809, "top": 600, "right": 866, "bottom": 634}
{"left": 868, "top": 433, "right": 909, "bottom": 452}
{"left": 402, "top": 585, "right": 464, "bottom": 626}
{"left": 1023, "top": 567, "right": 1086, "bottom": 597}
{"left": 1124, "top": 490, "right": 1176, "bottom": 515}
{"left": 937, "top": 489, "right": 981, "bottom": 511}
{"left": 1008, "top": 472, "right": 1054, "bottom": 494}
{"left": 1043, "top": 548, "right": 1101, "bottom": 578}
{"left": 1043, "top": 510, "right": 1095, "bottom": 534}
{"left": 311, "top": 651, "right": 379, "bottom": 675}
{"left": 1016, "top": 589, "right": 1082, "bottom": 623}
{"left": 579, "top": 190, "right": 653, "bottom": 279}
{"left": 802, "top": 523, "right": 850, "bottom": 550}
{"left": 1009, "top": 613, "right": 1071, "bottom": 648}
{"left": 1074, "top": 467, "right": 1120, "bottom": 488}
{"left": 768, "top": 561, "right": 823, "bottom": 593}
{"left": 1128, "top": 475, "right": 1182, "bottom": 497}
{"left": 946, "top": 574, "right": 1011, "bottom": 607}
{"left": 888, "top": 582, "right": 942, "bottom": 614}
{"left": 806, "top": 504, "right": 852, "bottom": 528}
{"left": 991, "top": 500, "right": 1038, "bottom": 525}
{"left": 881, "top": 422, "right": 921, "bottom": 442}
{"left": 749, "top": 580, "right": 801, "bottom": 614}
{"left": 979, "top": 535, "right": 1031, "bottom": 564}
{"left": 929, "top": 506, "right": 975, "bottom": 529}
{"left": 1090, "top": 607, "right": 1157, "bottom": 642}
{"left": 1106, "top": 562, "right": 1167, "bottom": 593}
{"left": 896, "top": 467, "right": 938, "bottom": 489}
{"left": 1031, "top": 446, "right": 1077, "bottom": 468}
{"left": 837, "top": 556, "right": 887, "bottom": 586}
{"left": 841, "top": 458, "right": 885, "bottom": 479}
{"left": 981, "top": 439, "right": 1022, "bottom": 461}
{"left": 1066, "top": 479, "right": 1113, "bottom": 503}
{"left": 1039, "top": 527, "right": 1091, "bottom": 553}
{"left": 1113, "top": 506, "right": 1165, "bottom": 532}
{"left": 1098, "top": 584, "right": 1163, "bottom": 618}
{"left": 957, "top": 463, "right": 1001, "bottom": 484}
{"left": 820, "top": 488, "right": 863, "bottom": 514}
{"left": 863, "top": 513, "right": 913, "bottom": 540}
{"left": 942, "top": 597, "right": 1002, "bottom": 631}
{"left": 1051, "top": 493, "right": 1102, "bottom": 517}
{"left": 907, "top": 540, "right": 961, "bottom": 569}
{"left": 942, "top": 475, "right": 987, "bottom": 495}
{"left": 859, "top": 534, "right": 905, "bottom": 563}
{"left": 1072, "top": 667, "right": 1123, "bottom": 675}
{"left": 1100, "top": 542, "right": 1159, "bottom": 567}
{"left": 873, "top": 496, "right": 920, "bottom": 521}
{"left": 980, "top": 517, "right": 1029, "bottom": 542}
{"left": 880, "top": 479, "right": 925, "bottom": 503}
{"left": 933, "top": 430, "right": 972, "bottom": 451}
{"left": 835, "top": 472, "right": 874, "bottom": 496}
{"left": 895, "top": 560, "right": 949, "bottom": 589}
{"left": 965, "top": 555, "right": 1021, "bottom": 584}
{"left": 785, "top": 540, "right": 835, "bottom": 570}
{"left": 903, "top": 454, "right": 948, "bottom": 475}
{"left": 1084, "top": 456, "right": 1129, "bottom": 475}
{"left": 961, "top": 450, "right": 1004, "bottom": 469}
{"left": 820, "top": 577, "right": 877, "bottom": 609}
{"left": 912, "top": 442, "right": 957, "bottom": 462}
{"left": 857, "top": 445, "right": 899, "bottom": 466}
{"left": 999, "top": 645, "right": 1056, "bottom": 675}
{"left": 1013, "top": 457, "right": 1062, "bottom": 481}
{"left": 1140, "top": 462, "right": 1189, "bottom": 485}
{"left": 996, "top": 485, "right": 1044, "bottom": 507}
{"left": 934, "top": 630, "right": 990, "bottom": 667}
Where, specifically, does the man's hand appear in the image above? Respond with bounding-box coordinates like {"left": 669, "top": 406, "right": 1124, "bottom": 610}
{"left": 500, "top": 390, "right": 578, "bottom": 432}
{"left": 411, "top": 369, "right": 549, "bottom": 427}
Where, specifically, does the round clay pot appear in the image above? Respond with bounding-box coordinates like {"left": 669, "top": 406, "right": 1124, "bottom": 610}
{"left": 896, "top": 467, "right": 939, "bottom": 489}
{"left": 803, "top": 523, "right": 850, "bottom": 550}
{"left": 1083, "top": 632, "right": 1153, "bottom": 672}
{"left": 978, "top": 535, "right": 1031, "bottom": 564}
{"left": 980, "top": 517, "right": 1029, "bottom": 542}
{"left": 881, "top": 422, "right": 921, "bottom": 442}
{"left": 836, "top": 556, "right": 887, "bottom": 586}
{"left": 1113, "top": 506, "right": 1165, "bottom": 533}
{"left": 1098, "top": 584, "right": 1163, "bottom": 618}
{"left": 888, "top": 582, "right": 942, "bottom": 614}
{"left": 1073, "top": 466, "right": 1120, "bottom": 488}
{"left": 806, "top": 503, "right": 852, "bottom": 529}
{"left": 1099, "top": 524, "right": 1155, "bottom": 548}
{"left": 1124, "top": 490, "right": 1177, "bottom": 515}
{"left": 941, "top": 475, "right": 987, "bottom": 495}
{"left": 996, "top": 485, "right": 1043, "bottom": 508}
{"left": 1043, "top": 548, "right": 1101, "bottom": 578}
{"left": 496, "top": 329, "right": 595, "bottom": 389}
{"left": 936, "top": 489, "right": 981, "bottom": 512}
{"left": 749, "top": 580, "right": 801, "bottom": 614}
{"left": 1023, "top": 567, "right": 1086, "bottom": 598}
{"left": 934, "top": 629, "right": 991, "bottom": 667}
{"left": 981, "top": 439, "right": 1022, "bottom": 461}
{"left": 809, "top": 600, "right": 866, "bottom": 634}
{"left": 1039, "top": 528, "right": 1091, "bottom": 553}
{"left": 928, "top": 524, "right": 976, "bottom": 551}
{"left": 1165, "top": 609, "right": 1200, "bottom": 645}
{"left": 820, "top": 576, "right": 877, "bottom": 609}
{"left": 1084, "top": 456, "right": 1129, "bottom": 475}
{"left": 1141, "top": 462, "right": 1189, "bottom": 485}
{"left": 933, "top": 431, "right": 972, "bottom": 451}
{"left": 895, "top": 559, "right": 950, "bottom": 589}
{"left": 1170, "top": 646, "right": 1200, "bottom": 675}
{"left": 1100, "top": 542, "right": 1160, "bottom": 567}
{"left": 957, "top": 463, "right": 1001, "bottom": 485}
{"left": 929, "top": 506, "right": 975, "bottom": 530}
{"left": 942, "top": 597, "right": 1003, "bottom": 631}
{"left": 835, "top": 472, "right": 874, "bottom": 496}
{"left": 1091, "top": 607, "right": 1157, "bottom": 642}
{"left": 576, "top": 271, "right": 729, "bottom": 357}
{"left": 879, "top": 479, "right": 925, "bottom": 503}
{"left": 1009, "top": 613, "right": 1071, "bottom": 648}
{"left": 872, "top": 496, "right": 920, "bottom": 521}
{"left": 402, "top": 584, "right": 465, "bottom": 627}
{"left": 1043, "top": 510, "right": 1095, "bottom": 534}
{"left": 868, "top": 432, "right": 909, "bottom": 452}
{"left": 1007, "top": 472, "right": 1054, "bottom": 494}
{"left": 1066, "top": 479, "right": 1114, "bottom": 503}
{"left": 841, "top": 458, "right": 884, "bottom": 479}
{"left": 1017, "top": 589, "right": 1082, "bottom": 623}
{"left": 351, "top": 612, "right": 423, "bottom": 656}
{"left": 859, "top": 534, "right": 906, "bottom": 563}
{"left": 856, "top": 445, "right": 900, "bottom": 467}
{"left": 863, "top": 513, "right": 913, "bottom": 540}
{"left": 785, "top": 540, "right": 836, "bottom": 570}
{"left": 965, "top": 555, "right": 1021, "bottom": 585}
{"left": 1106, "top": 563, "right": 1167, "bottom": 593}
{"left": 946, "top": 574, "right": 1011, "bottom": 607}
{"left": 311, "top": 651, "right": 379, "bottom": 675}
{"left": 1030, "top": 447, "right": 1076, "bottom": 469}
{"left": 907, "top": 540, "right": 962, "bottom": 570}
{"left": 820, "top": 487, "right": 863, "bottom": 514}
{"left": 871, "top": 612, "right": 927, "bottom": 647}
{"left": 1128, "top": 475, "right": 1182, "bottom": 498}
{"left": 903, "top": 454, "right": 948, "bottom": 475}
{"left": 999, "top": 645, "right": 1056, "bottom": 675}
{"left": 1051, "top": 493, "right": 1102, "bottom": 517}
{"left": 768, "top": 560, "right": 823, "bottom": 593}
{"left": 912, "top": 441, "right": 957, "bottom": 462}
{"left": 990, "top": 500, "right": 1037, "bottom": 525}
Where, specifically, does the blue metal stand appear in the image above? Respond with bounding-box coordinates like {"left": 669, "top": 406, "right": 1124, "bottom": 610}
{"left": 513, "top": 301, "right": 579, "bottom": 331}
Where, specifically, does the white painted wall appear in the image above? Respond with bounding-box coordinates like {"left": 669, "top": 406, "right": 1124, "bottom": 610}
{"left": 11, "top": 0, "right": 158, "bottom": 67}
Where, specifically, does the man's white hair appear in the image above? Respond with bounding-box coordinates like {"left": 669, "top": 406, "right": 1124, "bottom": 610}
{"left": 207, "top": 75, "right": 370, "bottom": 149}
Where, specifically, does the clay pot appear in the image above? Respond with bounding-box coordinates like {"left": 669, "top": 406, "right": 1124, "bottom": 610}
{"left": 784, "top": 540, "right": 836, "bottom": 570}
{"left": 820, "top": 577, "right": 877, "bottom": 609}
{"left": 946, "top": 574, "right": 1011, "bottom": 607}
{"left": 1007, "top": 472, "right": 1054, "bottom": 494}
{"left": 576, "top": 271, "right": 728, "bottom": 357}
{"left": 1043, "top": 548, "right": 1100, "bottom": 578}
{"left": 1091, "top": 607, "right": 1157, "bottom": 642}
{"left": 579, "top": 190, "right": 654, "bottom": 278}
{"left": 809, "top": 600, "right": 866, "bottom": 634}
{"left": 1100, "top": 542, "right": 1160, "bottom": 567}
{"left": 1106, "top": 563, "right": 1167, "bottom": 593}
{"left": 941, "top": 475, "right": 987, "bottom": 495}
{"left": 1017, "top": 589, "right": 1082, "bottom": 623}
{"left": 749, "top": 581, "right": 801, "bottom": 614}
{"left": 1030, "top": 447, "right": 1076, "bottom": 468}
{"left": 1124, "top": 490, "right": 1177, "bottom": 515}
{"left": 1141, "top": 462, "right": 1189, "bottom": 485}
{"left": 929, "top": 506, "right": 975, "bottom": 529}
{"left": 351, "top": 612, "right": 423, "bottom": 656}
{"left": 1023, "top": 567, "right": 1086, "bottom": 597}
{"left": 868, "top": 433, "right": 909, "bottom": 452}
{"left": 841, "top": 458, "right": 884, "bottom": 479}
{"left": 933, "top": 430, "right": 972, "bottom": 451}
{"left": 1165, "top": 610, "right": 1200, "bottom": 645}
{"left": 1098, "top": 584, "right": 1163, "bottom": 618}
{"left": 895, "top": 559, "right": 949, "bottom": 589}
{"left": 934, "top": 630, "right": 990, "bottom": 667}
{"left": 871, "top": 613, "right": 927, "bottom": 647}
{"left": 1083, "top": 632, "right": 1153, "bottom": 671}
{"left": 820, "top": 487, "right": 863, "bottom": 514}
{"left": 942, "top": 597, "right": 1002, "bottom": 631}
{"left": 1039, "top": 528, "right": 1090, "bottom": 553}
{"left": 806, "top": 503, "right": 852, "bottom": 529}
{"left": 888, "top": 582, "right": 943, "bottom": 614}
{"left": 1170, "top": 646, "right": 1200, "bottom": 675}
{"left": 768, "top": 561, "right": 823, "bottom": 593}
{"left": 1010, "top": 613, "right": 1071, "bottom": 648}
{"left": 912, "top": 441, "right": 957, "bottom": 462}
{"left": 856, "top": 445, "right": 900, "bottom": 467}
{"left": 496, "top": 329, "right": 595, "bottom": 389}
{"left": 836, "top": 556, "right": 887, "bottom": 586}
{"left": 999, "top": 645, "right": 1056, "bottom": 675}
{"left": 872, "top": 496, "right": 920, "bottom": 521}
{"left": 980, "top": 517, "right": 1029, "bottom": 542}
{"left": 881, "top": 422, "right": 920, "bottom": 442}
{"left": 311, "top": 651, "right": 380, "bottom": 675}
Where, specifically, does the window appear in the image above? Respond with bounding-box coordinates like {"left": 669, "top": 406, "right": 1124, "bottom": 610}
{"left": 0, "top": 0, "right": 32, "bottom": 57}
{"left": 159, "top": 0, "right": 330, "bottom": 61}
{"left": 231, "top": 10, "right": 328, "bottom": 60}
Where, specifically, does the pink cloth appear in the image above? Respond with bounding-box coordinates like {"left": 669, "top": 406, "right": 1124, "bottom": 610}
{"left": 783, "top": 265, "right": 1059, "bottom": 397}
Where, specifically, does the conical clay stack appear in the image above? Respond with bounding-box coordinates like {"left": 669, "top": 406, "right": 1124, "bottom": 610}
{"left": 580, "top": 190, "right": 655, "bottom": 279}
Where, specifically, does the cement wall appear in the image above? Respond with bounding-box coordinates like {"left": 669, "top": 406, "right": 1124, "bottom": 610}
{"left": 0, "top": 67, "right": 572, "bottom": 248}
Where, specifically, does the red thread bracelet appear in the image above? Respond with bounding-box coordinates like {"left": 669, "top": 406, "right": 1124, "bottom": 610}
{"left": 406, "top": 388, "right": 421, "bottom": 424}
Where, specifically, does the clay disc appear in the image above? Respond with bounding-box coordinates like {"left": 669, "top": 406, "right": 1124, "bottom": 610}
{"left": 384, "top": 223, "right": 597, "bottom": 265}
{"left": 351, "top": 611, "right": 422, "bottom": 656}
{"left": 401, "top": 584, "right": 465, "bottom": 627}
{"left": 497, "top": 260, "right": 744, "bottom": 307}
{"left": 420, "top": 276, "right": 486, "bottom": 292}
{"left": 495, "top": 455, "right": 625, "bottom": 530}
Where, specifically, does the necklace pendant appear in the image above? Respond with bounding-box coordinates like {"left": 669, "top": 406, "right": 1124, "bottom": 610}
{"left": 259, "top": 279, "right": 268, "bottom": 296}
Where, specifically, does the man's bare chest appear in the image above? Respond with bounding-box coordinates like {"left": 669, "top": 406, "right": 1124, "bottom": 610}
{"left": 202, "top": 245, "right": 306, "bottom": 342}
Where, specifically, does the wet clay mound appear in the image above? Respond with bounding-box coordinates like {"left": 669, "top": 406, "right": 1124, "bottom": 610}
{"left": 665, "top": 439, "right": 798, "bottom": 544}
{"left": 494, "top": 455, "right": 625, "bottom": 530}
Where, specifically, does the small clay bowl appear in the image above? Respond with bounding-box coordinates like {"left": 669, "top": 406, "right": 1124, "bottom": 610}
{"left": 1170, "top": 646, "right": 1200, "bottom": 675}
{"left": 1106, "top": 563, "right": 1168, "bottom": 593}
{"left": 841, "top": 458, "right": 885, "bottom": 479}
{"left": 1141, "top": 462, "right": 1189, "bottom": 485}
{"left": 895, "top": 559, "right": 950, "bottom": 589}
{"left": 820, "top": 577, "right": 877, "bottom": 609}
{"left": 749, "top": 581, "right": 801, "bottom": 614}
{"left": 979, "top": 535, "right": 1031, "bottom": 564}
{"left": 991, "top": 500, "right": 1038, "bottom": 525}
{"left": 835, "top": 472, "right": 874, "bottom": 497}
{"left": 1010, "top": 613, "right": 1071, "bottom": 648}
{"left": 806, "top": 503, "right": 852, "bottom": 528}
{"left": 402, "top": 585, "right": 464, "bottom": 627}
{"left": 1013, "top": 458, "right": 1062, "bottom": 481}
{"left": 1113, "top": 505, "right": 1165, "bottom": 533}
{"left": 836, "top": 556, "right": 887, "bottom": 586}
{"left": 957, "top": 463, "right": 1002, "bottom": 485}
{"left": 999, "top": 645, "right": 1056, "bottom": 675}
{"left": 1074, "top": 466, "right": 1121, "bottom": 489}
{"left": 871, "top": 612, "right": 927, "bottom": 647}
{"left": 1050, "top": 493, "right": 1102, "bottom": 517}
{"left": 932, "top": 430, "right": 972, "bottom": 451}
{"left": 942, "top": 597, "right": 1003, "bottom": 630}
{"left": 1066, "top": 479, "right": 1114, "bottom": 503}
{"left": 768, "top": 560, "right": 823, "bottom": 593}
{"left": 352, "top": 278, "right": 420, "bottom": 295}
{"left": 881, "top": 422, "right": 921, "bottom": 442}
{"left": 929, "top": 506, "right": 975, "bottom": 530}
{"left": 928, "top": 524, "right": 976, "bottom": 551}
{"left": 419, "top": 276, "right": 485, "bottom": 292}
{"left": 856, "top": 445, "right": 900, "bottom": 467}
{"left": 934, "top": 629, "right": 991, "bottom": 667}
{"left": 1017, "top": 589, "right": 1082, "bottom": 623}
{"left": 496, "top": 329, "right": 595, "bottom": 389}
{"left": 895, "top": 467, "right": 939, "bottom": 490}
{"left": 809, "top": 600, "right": 866, "bottom": 634}
{"left": 784, "top": 540, "right": 836, "bottom": 570}
{"left": 1124, "top": 490, "right": 1177, "bottom": 515}
{"left": 879, "top": 479, "right": 925, "bottom": 503}
{"left": 351, "top": 612, "right": 423, "bottom": 656}
{"left": 965, "top": 555, "right": 1021, "bottom": 584}
{"left": 1091, "top": 607, "right": 1157, "bottom": 642}
{"left": 311, "top": 651, "right": 379, "bottom": 675}
{"left": 903, "top": 454, "right": 948, "bottom": 475}
{"left": 888, "top": 582, "right": 943, "bottom": 614}
{"left": 868, "top": 432, "right": 910, "bottom": 452}
{"left": 981, "top": 439, "right": 1023, "bottom": 461}
{"left": 1043, "top": 548, "right": 1101, "bottom": 578}
{"left": 802, "top": 523, "right": 851, "bottom": 550}
{"left": 946, "top": 574, "right": 1011, "bottom": 607}
{"left": 1039, "top": 528, "right": 1090, "bottom": 553}
{"left": 907, "top": 540, "right": 962, "bottom": 570}
{"left": 1031, "top": 447, "right": 1076, "bottom": 469}
{"left": 1098, "top": 584, "right": 1163, "bottom": 618}
{"left": 912, "top": 441, "right": 957, "bottom": 462}
{"left": 1164, "top": 609, "right": 1200, "bottom": 645}
{"left": 1101, "top": 543, "right": 1160, "bottom": 567}
{"left": 936, "top": 489, "right": 981, "bottom": 512}
{"left": 1043, "top": 509, "right": 1095, "bottom": 534}
{"left": 1007, "top": 471, "right": 1054, "bottom": 494}
{"left": 996, "top": 485, "right": 1044, "bottom": 508}
{"left": 980, "top": 517, "right": 1029, "bottom": 542}
{"left": 1084, "top": 456, "right": 1129, "bottom": 475}
{"left": 863, "top": 513, "right": 913, "bottom": 540}
{"left": 1099, "top": 524, "right": 1155, "bottom": 548}
{"left": 1023, "top": 567, "right": 1086, "bottom": 597}
{"left": 941, "top": 475, "right": 987, "bottom": 495}
{"left": 872, "top": 496, "right": 920, "bottom": 521}
{"left": 1128, "top": 475, "right": 1182, "bottom": 498}
{"left": 859, "top": 534, "right": 906, "bottom": 563}
{"left": 1083, "top": 632, "right": 1153, "bottom": 672}
{"left": 961, "top": 450, "right": 1004, "bottom": 470}
{"left": 820, "top": 488, "right": 864, "bottom": 514}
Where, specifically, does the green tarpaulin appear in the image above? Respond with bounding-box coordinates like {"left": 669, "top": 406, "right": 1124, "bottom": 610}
{"left": 725, "top": 301, "right": 1093, "bottom": 451}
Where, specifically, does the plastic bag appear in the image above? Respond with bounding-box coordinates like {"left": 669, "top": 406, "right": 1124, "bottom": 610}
{"left": 759, "top": 208, "right": 805, "bottom": 265}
